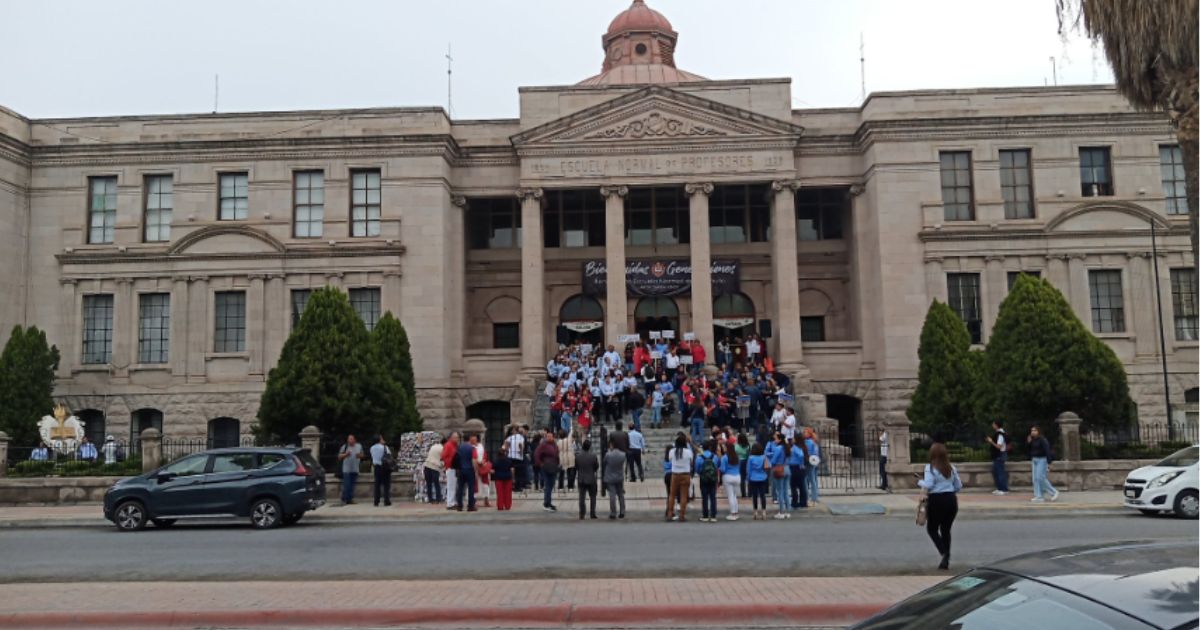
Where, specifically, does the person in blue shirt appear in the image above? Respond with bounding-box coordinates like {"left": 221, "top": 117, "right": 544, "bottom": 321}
{"left": 718, "top": 440, "right": 741, "bottom": 521}
{"left": 693, "top": 440, "right": 720, "bottom": 523}
{"left": 803, "top": 428, "right": 822, "bottom": 504}
{"left": 918, "top": 442, "right": 963, "bottom": 571}
{"left": 745, "top": 443, "right": 769, "bottom": 520}
{"left": 687, "top": 400, "right": 706, "bottom": 444}
{"left": 77, "top": 436, "right": 98, "bottom": 462}
{"left": 786, "top": 438, "right": 808, "bottom": 509}
{"left": 31, "top": 443, "right": 50, "bottom": 461}
{"left": 767, "top": 433, "right": 791, "bottom": 519}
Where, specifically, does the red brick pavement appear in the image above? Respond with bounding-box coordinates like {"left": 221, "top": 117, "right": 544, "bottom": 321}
{"left": 0, "top": 576, "right": 941, "bottom": 628}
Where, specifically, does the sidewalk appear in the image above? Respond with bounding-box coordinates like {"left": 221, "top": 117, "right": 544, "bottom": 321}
{"left": 0, "top": 576, "right": 943, "bottom": 629}
{"left": 0, "top": 484, "right": 1127, "bottom": 528}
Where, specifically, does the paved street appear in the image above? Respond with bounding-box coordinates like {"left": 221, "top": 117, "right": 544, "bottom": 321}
{"left": 1, "top": 513, "right": 1193, "bottom": 583}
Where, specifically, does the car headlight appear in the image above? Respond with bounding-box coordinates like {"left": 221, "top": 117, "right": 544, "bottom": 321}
{"left": 1149, "top": 471, "right": 1184, "bottom": 488}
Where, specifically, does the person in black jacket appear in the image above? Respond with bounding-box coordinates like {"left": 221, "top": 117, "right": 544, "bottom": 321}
{"left": 575, "top": 440, "right": 600, "bottom": 519}
{"left": 1026, "top": 426, "right": 1059, "bottom": 503}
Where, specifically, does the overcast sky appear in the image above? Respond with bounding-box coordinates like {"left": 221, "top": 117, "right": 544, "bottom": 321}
{"left": 3, "top": 0, "right": 1111, "bottom": 120}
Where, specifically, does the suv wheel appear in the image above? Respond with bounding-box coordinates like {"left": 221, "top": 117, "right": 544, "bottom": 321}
{"left": 250, "top": 498, "right": 282, "bottom": 529}
{"left": 115, "top": 500, "right": 147, "bottom": 532}
{"left": 1174, "top": 489, "right": 1198, "bottom": 519}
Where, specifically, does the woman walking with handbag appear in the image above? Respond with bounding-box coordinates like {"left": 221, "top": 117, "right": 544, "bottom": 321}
{"left": 918, "top": 442, "right": 963, "bottom": 571}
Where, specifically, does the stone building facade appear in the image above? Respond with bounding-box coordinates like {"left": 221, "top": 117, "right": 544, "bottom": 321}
{"left": 0, "top": 0, "right": 1195, "bottom": 448}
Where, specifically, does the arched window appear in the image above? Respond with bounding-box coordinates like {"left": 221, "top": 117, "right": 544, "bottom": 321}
{"left": 635, "top": 296, "right": 680, "bottom": 339}
{"left": 77, "top": 409, "right": 106, "bottom": 447}
{"left": 559, "top": 294, "right": 604, "bottom": 345}
{"left": 207, "top": 417, "right": 241, "bottom": 449}
{"left": 713, "top": 293, "right": 755, "bottom": 342}
{"left": 130, "top": 408, "right": 163, "bottom": 443}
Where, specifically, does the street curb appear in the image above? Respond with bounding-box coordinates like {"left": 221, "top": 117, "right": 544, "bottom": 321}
{"left": 0, "top": 602, "right": 888, "bottom": 628}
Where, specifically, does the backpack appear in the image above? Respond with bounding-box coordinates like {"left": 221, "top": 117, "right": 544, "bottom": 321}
{"left": 699, "top": 453, "right": 719, "bottom": 485}
{"left": 381, "top": 447, "right": 396, "bottom": 472}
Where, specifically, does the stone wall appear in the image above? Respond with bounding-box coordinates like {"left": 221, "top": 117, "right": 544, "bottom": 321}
{"left": 1127, "top": 371, "right": 1199, "bottom": 425}
{"left": 890, "top": 459, "right": 1156, "bottom": 492}
{"left": 56, "top": 391, "right": 262, "bottom": 441}
{"left": 0, "top": 476, "right": 116, "bottom": 505}
{"left": 415, "top": 385, "right": 518, "bottom": 433}
{"left": 812, "top": 377, "right": 917, "bottom": 430}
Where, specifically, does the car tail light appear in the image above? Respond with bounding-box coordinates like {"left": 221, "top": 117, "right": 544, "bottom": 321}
{"left": 292, "top": 456, "right": 309, "bottom": 476}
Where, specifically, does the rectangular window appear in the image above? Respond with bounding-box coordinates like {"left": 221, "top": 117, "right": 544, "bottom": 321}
{"left": 290, "top": 289, "right": 312, "bottom": 329}
{"left": 947, "top": 273, "right": 983, "bottom": 344}
{"left": 349, "top": 288, "right": 381, "bottom": 331}
{"left": 88, "top": 176, "right": 118, "bottom": 244}
{"left": 1171, "top": 268, "right": 1198, "bottom": 341}
{"left": 293, "top": 171, "right": 325, "bottom": 238}
{"left": 137, "top": 293, "right": 170, "bottom": 364}
{"left": 1160, "top": 145, "right": 1189, "bottom": 215}
{"left": 218, "top": 172, "right": 249, "bottom": 221}
{"left": 999, "top": 149, "right": 1035, "bottom": 219}
{"left": 939, "top": 151, "right": 975, "bottom": 221}
{"left": 800, "top": 316, "right": 826, "bottom": 342}
{"left": 795, "top": 187, "right": 846, "bottom": 241}
{"left": 1079, "top": 147, "right": 1113, "bottom": 197}
{"left": 214, "top": 291, "right": 246, "bottom": 353}
{"left": 1088, "top": 269, "right": 1125, "bottom": 333}
{"left": 709, "top": 184, "right": 771, "bottom": 244}
{"left": 543, "top": 189, "right": 605, "bottom": 248}
{"left": 82, "top": 294, "right": 114, "bottom": 364}
{"left": 1006, "top": 270, "right": 1041, "bottom": 291}
{"left": 350, "top": 169, "right": 382, "bottom": 237}
{"left": 493, "top": 322, "right": 520, "bottom": 349}
{"left": 625, "top": 187, "right": 689, "bottom": 246}
{"left": 143, "top": 175, "right": 173, "bottom": 242}
{"left": 468, "top": 197, "right": 521, "bottom": 249}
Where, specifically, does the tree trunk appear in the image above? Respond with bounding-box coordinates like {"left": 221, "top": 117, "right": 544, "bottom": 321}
{"left": 1166, "top": 67, "right": 1199, "bottom": 271}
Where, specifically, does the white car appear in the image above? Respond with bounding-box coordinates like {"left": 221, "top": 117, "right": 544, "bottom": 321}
{"left": 1123, "top": 445, "right": 1198, "bottom": 519}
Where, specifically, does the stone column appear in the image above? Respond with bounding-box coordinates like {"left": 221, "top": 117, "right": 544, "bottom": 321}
{"left": 1067, "top": 254, "right": 1091, "bottom": 323}
{"left": 58, "top": 278, "right": 78, "bottom": 375}
{"left": 299, "top": 425, "right": 322, "bottom": 459}
{"left": 883, "top": 413, "right": 913, "bottom": 489}
{"left": 325, "top": 272, "right": 344, "bottom": 291}
{"left": 263, "top": 274, "right": 287, "bottom": 371}
{"left": 1045, "top": 254, "right": 1070, "bottom": 297}
{"left": 170, "top": 276, "right": 190, "bottom": 378}
{"left": 1128, "top": 252, "right": 1157, "bottom": 358}
{"left": 383, "top": 270, "right": 403, "bottom": 319}
{"left": 1056, "top": 411, "right": 1082, "bottom": 462}
{"left": 984, "top": 255, "right": 1005, "bottom": 342}
{"left": 113, "top": 277, "right": 134, "bottom": 375}
{"left": 186, "top": 276, "right": 209, "bottom": 381}
{"left": 600, "top": 185, "right": 629, "bottom": 346}
{"left": 770, "top": 180, "right": 808, "bottom": 382}
{"left": 513, "top": 188, "right": 545, "bottom": 422}
{"left": 686, "top": 182, "right": 716, "bottom": 355}
{"left": 924, "top": 257, "right": 947, "bottom": 304}
{"left": 247, "top": 274, "right": 266, "bottom": 376}
{"left": 140, "top": 427, "right": 162, "bottom": 473}
{"left": 0, "top": 431, "right": 8, "bottom": 477}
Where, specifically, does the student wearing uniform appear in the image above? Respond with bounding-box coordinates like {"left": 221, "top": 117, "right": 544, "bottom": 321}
{"left": 786, "top": 437, "right": 808, "bottom": 509}
{"left": 718, "top": 439, "right": 741, "bottom": 521}
{"left": 985, "top": 420, "right": 1010, "bottom": 495}
{"left": 746, "top": 443, "right": 769, "bottom": 520}
{"left": 767, "top": 433, "right": 791, "bottom": 519}
{"left": 694, "top": 440, "right": 720, "bottom": 523}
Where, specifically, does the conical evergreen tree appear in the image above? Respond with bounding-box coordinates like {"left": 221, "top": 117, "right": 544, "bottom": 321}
{"left": 0, "top": 326, "right": 61, "bottom": 446}
{"left": 908, "top": 300, "right": 982, "bottom": 439}
{"left": 257, "top": 287, "right": 403, "bottom": 443}
{"left": 372, "top": 312, "right": 422, "bottom": 433}
{"left": 980, "top": 274, "right": 1133, "bottom": 437}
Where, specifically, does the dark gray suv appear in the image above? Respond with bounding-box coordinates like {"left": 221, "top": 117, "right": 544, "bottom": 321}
{"left": 103, "top": 447, "right": 325, "bottom": 531}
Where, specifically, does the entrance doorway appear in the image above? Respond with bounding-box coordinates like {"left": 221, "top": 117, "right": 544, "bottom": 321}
{"left": 635, "top": 296, "right": 679, "bottom": 340}
{"left": 827, "top": 395, "right": 863, "bottom": 456}
{"left": 713, "top": 292, "right": 755, "bottom": 341}
{"left": 559, "top": 295, "right": 604, "bottom": 346}
{"left": 467, "top": 401, "right": 511, "bottom": 461}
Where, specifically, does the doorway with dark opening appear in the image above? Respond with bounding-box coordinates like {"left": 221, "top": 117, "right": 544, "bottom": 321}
{"left": 467, "top": 401, "right": 511, "bottom": 462}
{"left": 827, "top": 395, "right": 863, "bottom": 457}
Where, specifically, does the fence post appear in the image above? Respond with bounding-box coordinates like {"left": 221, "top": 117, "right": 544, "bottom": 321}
{"left": 299, "top": 425, "right": 322, "bottom": 457}
{"left": 140, "top": 428, "right": 162, "bottom": 473}
{"left": 0, "top": 431, "right": 8, "bottom": 477}
{"left": 1056, "top": 412, "right": 1082, "bottom": 462}
{"left": 883, "top": 413, "right": 912, "bottom": 489}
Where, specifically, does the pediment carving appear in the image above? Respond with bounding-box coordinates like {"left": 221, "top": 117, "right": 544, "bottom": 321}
{"left": 583, "top": 112, "right": 726, "bottom": 140}
{"left": 167, "top": 225, "right": 286, "bottom": 255}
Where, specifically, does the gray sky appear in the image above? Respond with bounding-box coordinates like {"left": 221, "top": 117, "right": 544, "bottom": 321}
{"left": 4, "top": 0, "right": 1110, "bottom": 120}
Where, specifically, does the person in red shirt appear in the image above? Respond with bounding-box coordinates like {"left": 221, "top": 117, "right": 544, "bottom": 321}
{"left": 441, "top": 432, "right": 460, "bottom": 510}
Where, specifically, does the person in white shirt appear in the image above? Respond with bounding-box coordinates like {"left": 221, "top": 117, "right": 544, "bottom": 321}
{"left": 878, "top": 430, "right": 891, "bottom": 492}
{"left": 770, "top": 403, "right": 786, "bottom": 433}
{"left": 781, "top": 408, "right": 797, "bottom": 441}
{"left": 665, "top": 434, "right": 695, "bottom": 522}
{"left": 745, "top": 336, "right": 761, "bottom": 359}
{"left": 369, "top": 435, "right": 393, "bottom": 507}
{"left": 603, "top": 345, "right": 622, "bottom": 370}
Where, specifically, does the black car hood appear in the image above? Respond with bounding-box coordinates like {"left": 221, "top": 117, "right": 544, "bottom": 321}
{"left": 987, "top": 541, "right": 1199, "bottom": 630}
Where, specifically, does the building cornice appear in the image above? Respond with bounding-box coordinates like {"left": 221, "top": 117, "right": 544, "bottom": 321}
{"left": 57, "top": 243, "right": 406, "bottom": 266}
{"left": 919, "top": 225, "right": 1190, "bottom": 243}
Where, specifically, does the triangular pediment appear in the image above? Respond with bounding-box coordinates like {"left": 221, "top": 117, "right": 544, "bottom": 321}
{"left": 511, "top": 86, "right": 803, "bottom": 148}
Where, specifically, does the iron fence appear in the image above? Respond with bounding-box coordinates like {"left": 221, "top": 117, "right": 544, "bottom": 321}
{"left": 1082, "top": 423, "right": 1197, "bottom": 460}
{"left": 6, "top": 441, "right": 141, "bottom": 477}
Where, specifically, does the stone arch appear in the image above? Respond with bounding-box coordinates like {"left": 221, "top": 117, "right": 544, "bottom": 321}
{"left": 798, "top": 288, "right": 835, "bottom": 316}
{"left": 207, "top": 417, "right": 241, "bottom": 448}
{"left": 166, "top": 224, "right": 286, "bottom": 255}
{"left": 459, "top": 387, "right": 517, "bottom": 409}
{"left": 1045, "top": 200, "right": 1170, "bottom": 232}
{"left": 485, "top": 296, "right": 522, "bottom": 324}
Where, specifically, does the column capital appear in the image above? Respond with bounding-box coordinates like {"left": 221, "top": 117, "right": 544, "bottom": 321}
{"left": 684, "top": 182, "right": 714, "bottom": 197}
{"left": 172, "top": 275, "right": 190, "bottom": 284}
{"left": 771, "top": 179, "right": 800, "bottom": 193}
{"left": 924, "top": 256, "right": 944, "bottom": 264}
{"left": 189, "top": 275, "right": 209, "bottom": 283}
{"left": 383, "top": 269, "right": 404, "bottom": 278}
{"left": 848, "top": 183, "right": 866, "bottom": 197}
{"left": 515, "top": 187, "right": 544, "bottom": 203}
{"left": 325, "top": 272, "right": 345, "bottom": 280}
{"left": 114, "top": 277, "right": 134, "bottom": 286}
{"left": 59, "top": 277, "right": 79, "bottom": 286}
{"left": 1044, "top": 253, "right": 1070, "bottom": 261}
{"left": 1125, "top": 251, "right": 1151, "bottom": 259}
{"left": 1068, "top": 253, "right": 1088, "bottom": 261}
{"left": 599, "top": 185, "right": 629, "bottom": 199}
{"left": 246, "top": 273, "right": 268, "bottom": 281}
{"left": 984, "top": 254, "right": 1005, "bottom": 263}
{"left": 450, "top": 194, "right": 468, "bottom": 208}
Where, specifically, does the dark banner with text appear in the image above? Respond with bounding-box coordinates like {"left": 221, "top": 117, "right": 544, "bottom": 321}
{"left": 582, "top": 259, "right": 740, "bottom": 297}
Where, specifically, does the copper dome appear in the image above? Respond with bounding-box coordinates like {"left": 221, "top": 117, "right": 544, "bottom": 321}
{"left": 606, "top": 0, "right": 675, "bottom": 37}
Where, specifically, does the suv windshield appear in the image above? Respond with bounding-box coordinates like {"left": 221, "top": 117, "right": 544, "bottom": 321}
{"left": 853, "top": 570, "right": 1153, "bottom": 630}
{"left": 1157, "top": 446, "right": 1199, "bottom": 468}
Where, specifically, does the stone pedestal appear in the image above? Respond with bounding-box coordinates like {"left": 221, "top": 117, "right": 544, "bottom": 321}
{"left": 0, "top": 431, "right": 8, "bottom": 477}
{"left": 299, "top": 425, "right": 322, "bottom": 458}
{"left": 1056, "top": 411, "right": 1082, "bottom": 462}
{"left": 883, "top": 413, "right": 914, "bottom": 489}
{"left": 139, "top": 428, "right": 162, "bottom": 473}
{"left": 797, "top": 393, "right": 827, "bottom": 425}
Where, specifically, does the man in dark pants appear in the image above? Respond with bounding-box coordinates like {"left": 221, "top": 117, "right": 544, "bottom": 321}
{"left": 534, "top": 431, "right": 559, "bottom": 511}
{"left": 877, "top": 429, "right": 890, "bottom": 493}
{"left": 598, "top": 424, "right": 610, "bottom": 497}
{"left": 455, "top": 434, "right": 480, "bottom": 512}
{"left": 627, "top": 424, "right": 645, "bottom": 482}
{"left": 369, "top": 435, "right": 393, "bottom": 506}
{"left": 986, "top": 421, "right": 1010, "bottom": 495}
{"left": 575, "top": 440, "right": 600, "bottom": 519}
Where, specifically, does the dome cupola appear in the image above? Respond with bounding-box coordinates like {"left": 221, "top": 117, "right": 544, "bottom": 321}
{"left": 579, "top": 0, "right": 705, "bottom": 86}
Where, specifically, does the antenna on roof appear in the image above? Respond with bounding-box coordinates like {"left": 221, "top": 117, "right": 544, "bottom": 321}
{"left": 1049, "top": 56, "right": 1058, "bottom": 86}
{"left": 859, "top": 32, "right": 866, "bottom": 103}
{"left": 213, "top": 74, "right": 219, "bottom": 113}
{"left": 446, "top": 43, "right": 455, "bottom": 116}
